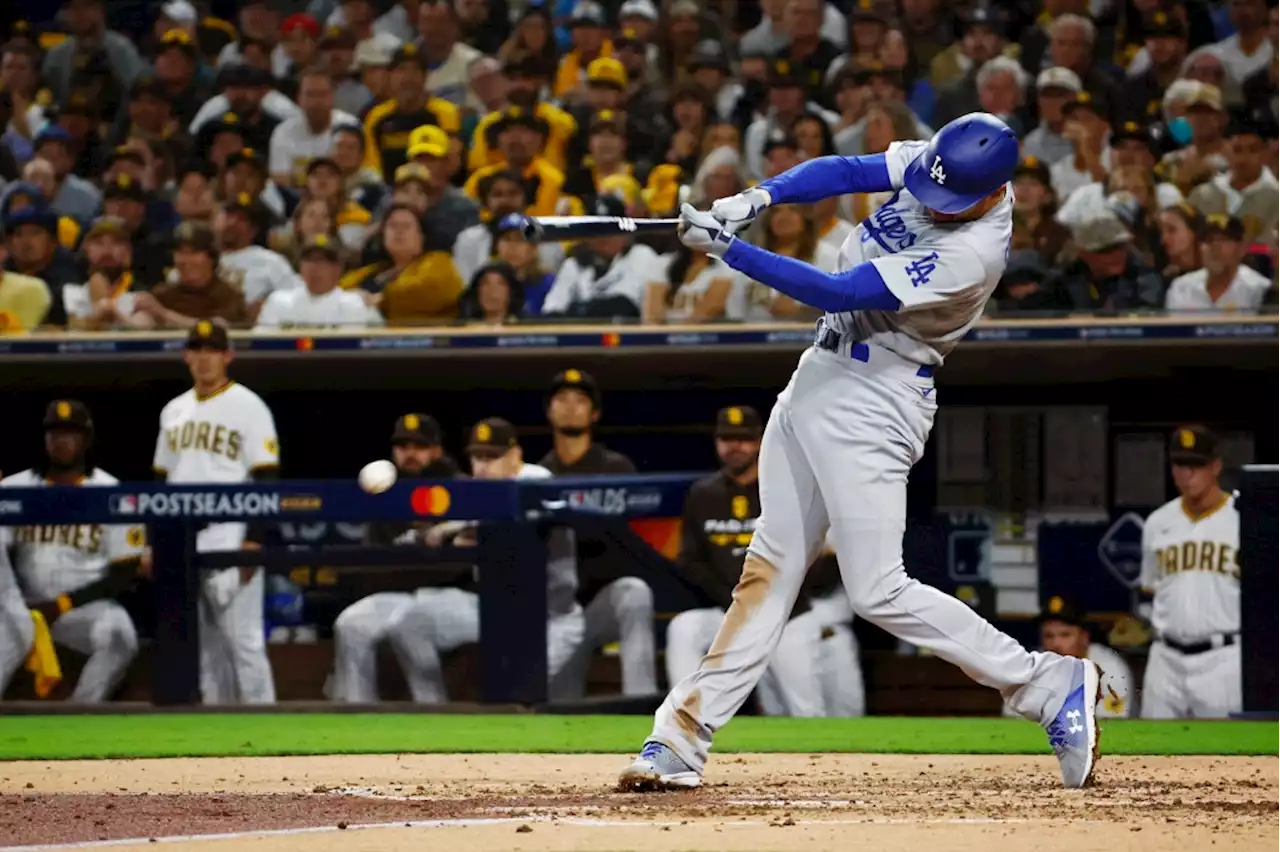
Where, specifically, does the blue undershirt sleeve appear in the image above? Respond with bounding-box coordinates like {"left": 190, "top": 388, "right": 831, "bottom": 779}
{"left": 723, "top": 240, "right": 903, "bottom": 313}
{"left": 757, "top": 154, "right": 894, "bottom": 204}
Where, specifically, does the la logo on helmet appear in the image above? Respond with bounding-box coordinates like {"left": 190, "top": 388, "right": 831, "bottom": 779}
{"left": 929, "top": 156, "right": 947, "bottom": 185}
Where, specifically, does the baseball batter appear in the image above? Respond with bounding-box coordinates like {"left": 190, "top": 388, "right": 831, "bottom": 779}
{"left": 153, "top": 322, "right": 280, "bottom": 704}
{"left": 620, "top": 113, "right": 1101, "bottom": 792}
{"left": 378, "top": 418, "right": 585, "bottom": 703}
{"left": 1139, "top": 425, "right": 1241, "bottom": 719}
{"left": 0, "top": 401, "right": 144, "bottom": 702}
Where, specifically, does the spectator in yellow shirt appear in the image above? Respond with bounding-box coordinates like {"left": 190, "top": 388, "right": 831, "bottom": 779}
{"left": 464, "top": 109, "right": 582, "bottom": 217}
{"left": 554, "top": 1, "right": 613, "bottom": 101}
{"left": 340, "top": 205, "right": 463, "bottom": 325}
{"left": 361, "top": 44, "right": 461, "bottom": 181}
{"left": 468, "top": 54, "right": 577, "bottom": 175}
{"left": 0, "top": 267, "right": 52, "bottom": 332}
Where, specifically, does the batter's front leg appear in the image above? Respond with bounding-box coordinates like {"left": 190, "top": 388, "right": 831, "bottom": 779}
{"left": 624, "top": 403, "right": 830, "bottom": 788}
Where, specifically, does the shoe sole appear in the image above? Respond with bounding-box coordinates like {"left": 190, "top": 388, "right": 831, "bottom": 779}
{"left": 1076, "top": 661, "right": 1102, "bottom": 789}
{"left": 616, "top": 765, "right": 702, "bottom": 792}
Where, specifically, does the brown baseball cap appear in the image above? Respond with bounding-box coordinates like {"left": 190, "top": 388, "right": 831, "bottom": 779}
{"left": 715, "top": 405, "right": 764, "bottom": 439}
{"left": 391, "top": 413, "right": 442, "bottom": 446}
{"left": 1170, "top": 424, "right": 1219, "bottom": 466}
{"left": 185, "top": 319, "right": 231, "bottom": 351}
{"left": 549, "top": 368, "right": 600, "bottom": 407}
{"left": 43, "top": 399, "right": 93, "bottom": 432}
{"left": 466, "top": 417, "right": 519, "bottom": 459}
{"left": 1035, "top": 595, "right": 1086, "bottom": 628}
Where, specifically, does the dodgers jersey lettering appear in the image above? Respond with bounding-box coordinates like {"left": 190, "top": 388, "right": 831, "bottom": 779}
{"left": 1140, "top": 494, "right": 1240, "bottom": 644}
{"left": 0, "top": 469, "right": 146, "bottom": 600}
{"left": 823, "top": 140, "right": 1014, "bottom": 366}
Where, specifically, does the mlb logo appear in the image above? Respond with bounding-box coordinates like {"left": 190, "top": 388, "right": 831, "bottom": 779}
{"left": 111, "top": 494, "right": 138, "bottom": 515}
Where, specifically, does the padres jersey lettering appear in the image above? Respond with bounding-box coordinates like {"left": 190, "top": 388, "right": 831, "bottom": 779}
{"left": 1141, "top": 494, "right": 1240, "bottom": 643}
{"left": 164, "top": 420, "right": 245, "bottom": 461}
{"left": 0, "top": 469, "right": 145, "bottom": 600}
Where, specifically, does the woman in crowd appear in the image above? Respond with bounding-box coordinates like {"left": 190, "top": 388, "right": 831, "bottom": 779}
{"left": 1011, "top": 156, "right": 1070, "bottom": 266}
{"left": 642, "top": 240, "right": 734, "bottom": 324}
{"left": 790, "top": 113, "right": 855, "bottom": 252}
{"left": 272, "top": 196, "right": 344, "bottom": 268}
{"left": 459, "top": 262, "right": 525, "bottom": 325}
{"left": 498, "top": 6, "right": 559, "bottom": 81}
{"left": 732, "top": 204, "right": 840, "bottom": 321}
{"left": 688, "top": 145, "right": 748, "bottom": 211}
{"left": 662, "top": 84, "right": 716, "bottom": 178}
{"left": 1157, "top": 203, "right": 1206, "bottom": 285}
{"left": 341, "top": 205, "right": 463, "bottom": 325}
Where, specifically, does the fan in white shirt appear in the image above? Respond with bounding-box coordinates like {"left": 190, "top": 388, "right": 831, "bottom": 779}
{"left": 642, "top": 246, "right": 735, "bottom": 323}
{"left": 725, "top": 205, "right": 842, "bottom": 321}
{"left": 268, "top": 68, "right": 359, "bottom": 188}
{"left": 1165, "top": 214, "right": 1274, "bottom": 312}
{"left": 256, "top": 235, "right": 382, "bottom": 329}
{"left": 1213, "top": 0, "right": 1274, "bottom": 86}
{"left": 216, "top": 194, "right": 302, "bottom": 309}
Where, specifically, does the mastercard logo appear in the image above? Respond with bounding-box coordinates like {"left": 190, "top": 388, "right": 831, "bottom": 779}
{"left": 410, "top": 485, "right": 451, "bottom": 516}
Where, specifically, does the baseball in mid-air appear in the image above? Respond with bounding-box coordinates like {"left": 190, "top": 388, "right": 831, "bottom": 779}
{"left": 358, "top": 460, "right": 398, "bottom": 494}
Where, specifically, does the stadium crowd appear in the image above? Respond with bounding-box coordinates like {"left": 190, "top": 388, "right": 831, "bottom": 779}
{"left": 0, "top": 0, "right": 1276, "bottom": 331}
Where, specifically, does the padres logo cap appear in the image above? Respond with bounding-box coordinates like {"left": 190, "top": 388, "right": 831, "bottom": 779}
{"left": 715, "top": 405, "right": 763, "bottom": 439}
{"left": 550, "top": 369, "right": 601, "bottom": 407}
{"left": 391, "top": 412, "right": 442, "bottom": 446}
{"left": 1035, "top": 595, "right": 1085, "bottom": 628}
{"left": 42, "top": 399, "right": 93, "bottom": 432}
{"left": 185, "top": 320, "right": 231, "bottom": 351}
{"left": 466, "top": 417, "right": 519, "bottom": 459}
{"left": 1169, "top": 424, "right": 1219, "bottom": 467}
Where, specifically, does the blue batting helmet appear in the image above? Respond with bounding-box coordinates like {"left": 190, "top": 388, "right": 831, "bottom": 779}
{"left": 903, "top": 113, "right": 1019, "bottom": 214}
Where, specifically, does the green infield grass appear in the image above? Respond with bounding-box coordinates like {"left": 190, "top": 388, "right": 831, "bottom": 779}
{"left": 0, "top": 715, "right": 1274, "bottom": 760}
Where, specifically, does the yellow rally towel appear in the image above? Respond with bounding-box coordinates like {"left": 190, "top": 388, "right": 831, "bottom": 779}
{"left": 25, "top": 611, "right": 62, "bottom": 698}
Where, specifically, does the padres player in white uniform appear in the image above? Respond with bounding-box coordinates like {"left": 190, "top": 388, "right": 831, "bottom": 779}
{"left": 153, "top": 322, "right": 280, "bottom": 704}
{"left": 621, "top": 113, "right": 1101, "bottom": 792}
{"left": 1139, "top": 425, "right": 1242, "bottom": 718}
{"left": 0, "top": 401, "right": 144, "bottom": 702}
{"left": 380, "top": 418, "right": 585, "bottom": 704}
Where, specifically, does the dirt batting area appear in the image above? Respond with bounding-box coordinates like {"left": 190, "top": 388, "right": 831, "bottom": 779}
{"left": 0, "top": 753, "right": 1275, "bottom": 852}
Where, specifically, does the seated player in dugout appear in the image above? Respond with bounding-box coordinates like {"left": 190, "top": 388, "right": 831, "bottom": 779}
{"left": 464, "top": 108, "right": 584, "bottom": 218}
{"left": 467, "top": 53, "right": 577, "bottom": 175}
{"left": 671, "top": 406, "right": 863, "bottom": 716}
{"left": 1139, "top": 425, "right": 1243, "bottom": 719}
{"left": 361, "top": 43, "right": 460, "bottom": 183}
{"left": 364, "top": 418, "right": 585, "bottom": 704}
{"left": 328, "top": 413, "right": 465, "bottom": 703}
{"left": 1002, "top": 596, "right": 1134, "bottom": 719}
{"left": 541, "top": 369, "right": 658, "bottom": 700}
{"left": 0, "top": 400, "right": 144, "bottom": 702}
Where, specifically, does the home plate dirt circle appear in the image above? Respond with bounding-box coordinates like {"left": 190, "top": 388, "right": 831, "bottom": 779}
{"left": 0, "top": 754, "right": 1275, "bottom": 851}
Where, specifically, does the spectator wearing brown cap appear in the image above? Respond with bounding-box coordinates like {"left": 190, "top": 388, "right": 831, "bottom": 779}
{"left": 1038, "top": 212, "right": 1165, "bottom": 311}
{"left": 219, "top": 145, "right": 293, "bottom": 225}
{"left": 149, "top": 30, "right": 212, "bottom": 130}
{"left": 40, "top": 0, "right": 145, "bottom": 108}
{"left": 216, "top": 189, "right": 301, "bottom": 314}
{"left": 1165, "top": 214, "right": 1274, "bottom": 311}
{"left": 256, "top": 235, "right": 380, "bottom": 329}
{"left": 127, "top": 221, "right": 248, "bottom": 329}
{"left": 1158, "top": 83, "right": 1230, "bottom": 194}
{"left": 1055, "top": 120, "right": 1186, "bottom": 235}
{"left": 1187, "top": 111, "right": 1279, "bottom": 242}
{"left": 189, "top": 64, "right": 300, "bottom": 152}
{"left": 360, "top": 43, "right": 461, "bottom": 182}
{"left": 931, "top": 6, "right": 1015, "bottom": 125}
{"left": 466, "top": 55, "right": 577, "bottom": 176}
{"left": 1119, "top": 11, "right": 1190, "bottom": 125}
{"left": 464, "top": 108, "right": 580, "bottom": 218}
{"left": 1050, "top": 91, "right": 1112, "bottom": 202}
{"left": 62, "top": 216, "right": 136, "bottom": 330}
{"left": 1002, "top": 596, "right": 1134, "bottom": 719}
{"left": 666, "top": 405, "right": 826, "bottom": 716}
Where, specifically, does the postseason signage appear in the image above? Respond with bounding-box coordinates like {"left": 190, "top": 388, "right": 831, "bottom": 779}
{"left": 111, "top": 491, "right": 283, "bottom": 518}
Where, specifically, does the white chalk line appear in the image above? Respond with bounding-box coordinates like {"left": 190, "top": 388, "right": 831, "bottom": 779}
{"left": 1, "top": 813, "right": 1121, "bottom": 852}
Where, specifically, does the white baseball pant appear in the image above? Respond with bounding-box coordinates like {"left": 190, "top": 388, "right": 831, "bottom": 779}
{"left": 0, "top": 560, "right": 33, "bottom": 696}
{"left": 196, "top": 523, "right": 275, "bottom": 704}
{"left": 667, "top": 607, "right": 824, "bottom": 716}
{"left": 1140, "top": 641, "right": 1242, "bottom": 719}
{"left": 384, "top": 587, "right": 585, "bottom": 703}
{"left": 331, "top": 591, "right": 417, "bottom": 703}
{"left": 649, "top": 347, "right": 1076, "bottom": 770}
{"left": 809, "top": 591, "right": 865, "bottom": 717}
{"left": 550, "top": 577, "right": 658, "bottom": 699}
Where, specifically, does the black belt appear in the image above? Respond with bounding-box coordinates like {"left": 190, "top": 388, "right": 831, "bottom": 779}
{"left": 813, "top": 327, "right": 936, "bottom": 378}
{"left": 1161, "top": 633, "right": 1238, "bottom": 655}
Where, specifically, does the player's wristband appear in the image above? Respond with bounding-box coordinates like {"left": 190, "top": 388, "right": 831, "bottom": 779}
{"left": 56, "top": 594, "right": 73, "bottom": 615}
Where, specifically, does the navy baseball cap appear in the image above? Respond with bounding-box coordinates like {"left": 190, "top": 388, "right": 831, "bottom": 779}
{"left": 904, "top": 112, "right": 1019, "bottom": 214}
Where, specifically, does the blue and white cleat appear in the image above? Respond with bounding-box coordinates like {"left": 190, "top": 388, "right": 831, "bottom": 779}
{"left": 617, "top": 741, "right": 702, "bottom": 792}
{"left": 1045, "top": 659, "right": 1102, "bottom": 788}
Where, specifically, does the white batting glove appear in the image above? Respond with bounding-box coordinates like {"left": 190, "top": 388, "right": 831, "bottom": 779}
{"left": 678, "top": 203, "right": 735, "bottom": 257}
{"left": 710, "top": 187, "right": 772, "bottom": 234}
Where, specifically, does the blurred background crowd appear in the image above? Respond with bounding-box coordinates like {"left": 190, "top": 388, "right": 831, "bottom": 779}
{"left": 0, "top": 0, "right": 1276, "bottom": 331}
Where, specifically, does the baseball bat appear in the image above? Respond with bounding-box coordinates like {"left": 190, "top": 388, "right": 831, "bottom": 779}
{"left": 522, "top": 216, "right": 681, "bottom": 242}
